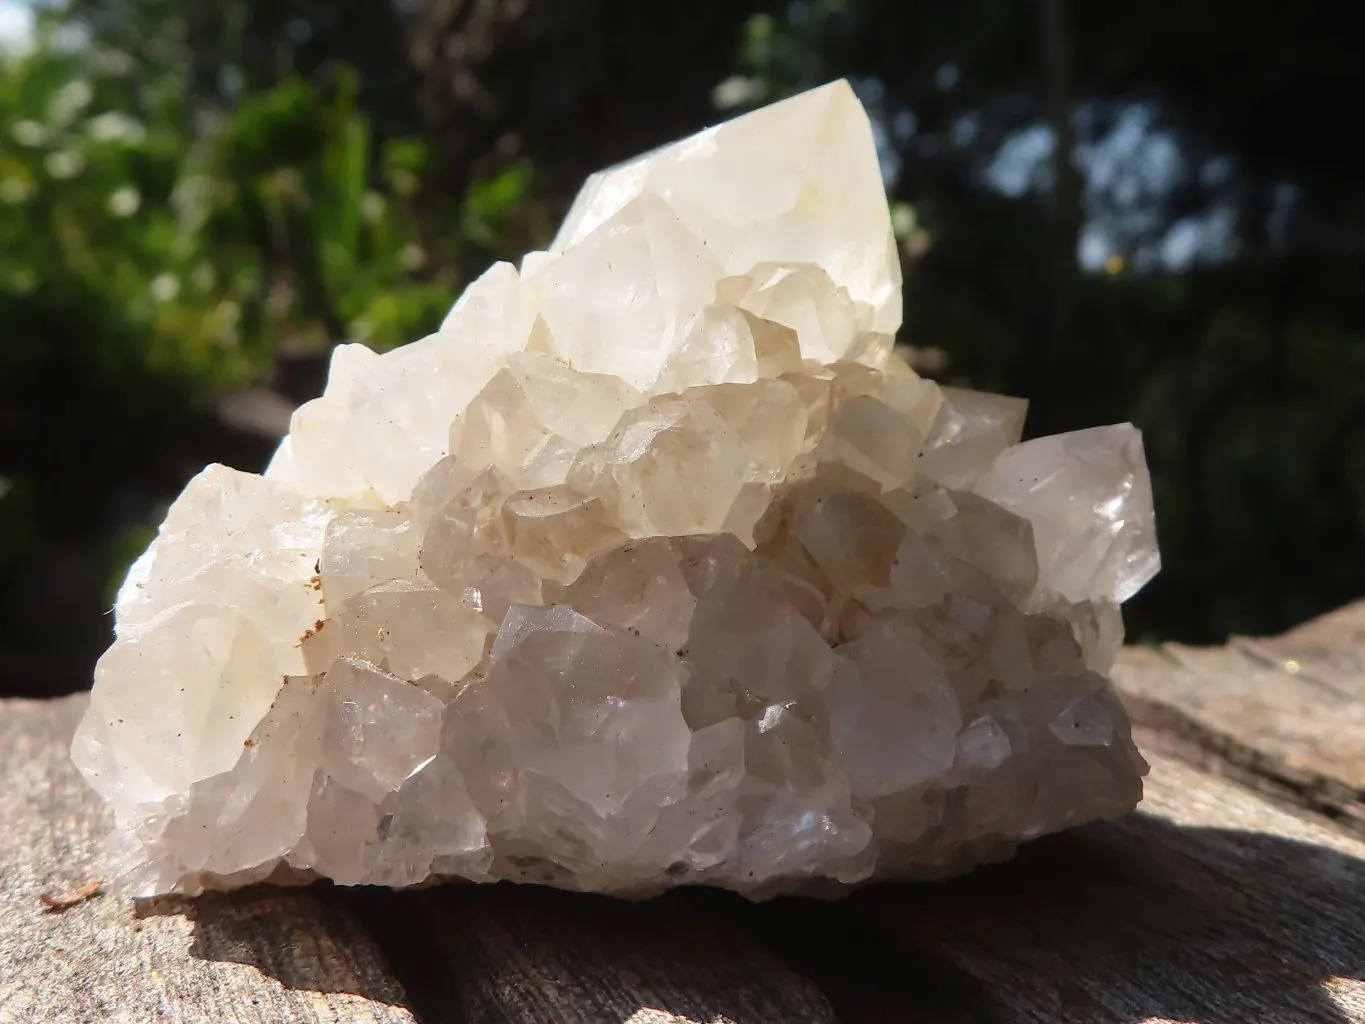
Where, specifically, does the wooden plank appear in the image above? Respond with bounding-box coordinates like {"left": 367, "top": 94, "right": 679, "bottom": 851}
{"left": 346, "top": 883, "right": 840, "bottom": 1024}
{"left": 0, "top": 694, "right": 416, "bottom": 1024}
{"left": 0, "top": 692, "right": 842, "bottom": 1024}
{"left": 5, "top": 596, "right": 1365, "bottom": 1024}
{"left": 794, "top": 725, "right": 1365, "bottom": 1024}
{"left": 1113, "top": 601, "right": 1365, "bottom": 832}
{"left": 340, "top": 727, "right": 1365, "bottom": 1024}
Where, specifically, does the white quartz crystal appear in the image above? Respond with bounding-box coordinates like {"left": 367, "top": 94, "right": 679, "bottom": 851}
{"left": 73, "top": 80, "right": 1158, "bottom": 899}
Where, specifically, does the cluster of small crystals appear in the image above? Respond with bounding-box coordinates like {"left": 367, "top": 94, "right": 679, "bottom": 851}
{"left": 72, "top": 81, "right": 1159, "bottom": 899}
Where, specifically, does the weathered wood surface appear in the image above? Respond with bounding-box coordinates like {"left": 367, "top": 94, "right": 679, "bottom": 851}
{"left": 0, "top": 695, "right": 416, "bottom": 1024}
{"left": 3, "top": 603, "right": 1365, "bottom": 1024}
{"left": 1114, "top": 600, "right": 1365, "bottom": 832}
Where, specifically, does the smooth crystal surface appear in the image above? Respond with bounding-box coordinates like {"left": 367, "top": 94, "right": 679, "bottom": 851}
{"left": 73, "top": 80, "right": 1158, "bottom": 899}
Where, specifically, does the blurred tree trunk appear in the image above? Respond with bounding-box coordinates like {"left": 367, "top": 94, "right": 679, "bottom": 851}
{"left": 1038, "top": 0, "right": 1082, "bottom": 246}
{"left": 1032, "top": 0, "right": 1084, "bottom": 432}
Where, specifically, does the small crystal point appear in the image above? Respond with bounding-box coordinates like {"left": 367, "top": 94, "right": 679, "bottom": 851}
{"left": 75, "top": 80, "right": 1158, "bottom": 899}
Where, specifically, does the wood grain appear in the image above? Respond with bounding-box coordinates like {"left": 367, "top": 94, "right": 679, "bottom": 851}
{"left": 799, "top": 727, "right": 1365, "bottom": 1024}
{"left": 347, "top": 883, "right": 841, "bottom": 1023}
{"left": 0, "top": 695, "right": 415, "bottom": 1024}
{"left": 1114, "top": 600, "right": 1365, "bottom": 832}
{"left": 4, "top": 600, "right": 1365, "bottom": 1023}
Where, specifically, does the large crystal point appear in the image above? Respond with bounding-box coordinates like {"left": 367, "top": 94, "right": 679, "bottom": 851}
{"left": 554, "top": 81, "right": 902, "bottom": 336}
{"left": 74, "top": 80, "right": 1159, "bottom": 899}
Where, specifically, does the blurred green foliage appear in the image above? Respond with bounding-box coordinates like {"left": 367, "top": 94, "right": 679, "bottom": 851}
{"left": 0, "top": 22, "right": 535, "bottom": 382}
{"left": 0, "top": 4, "right": 548, "bottom": 689}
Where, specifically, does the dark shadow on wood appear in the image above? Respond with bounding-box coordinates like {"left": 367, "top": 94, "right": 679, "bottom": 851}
{"left": 731, "top": 886, "right": 1011, "bottom": 1023}
{"left": 788, "top": 813, "right": 1365, "bottom": 1024}
{"left": 146, "top": 886, "right": 412, "bottom": 1009}
{"left": 178, "top": 813, "right": 1365, "bottom": 1024}
{"left": 345, "top": 880, "right": 843, "bottom": 1023}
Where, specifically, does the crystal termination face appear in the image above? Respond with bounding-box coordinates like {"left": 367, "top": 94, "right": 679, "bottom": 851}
{"left": 73, "top": 80, "right": 1159, "bottom": 900}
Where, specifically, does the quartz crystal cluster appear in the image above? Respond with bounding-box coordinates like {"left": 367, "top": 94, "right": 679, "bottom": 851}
{"left": 73, "top": 80, "right": 1159, "bottom": 899}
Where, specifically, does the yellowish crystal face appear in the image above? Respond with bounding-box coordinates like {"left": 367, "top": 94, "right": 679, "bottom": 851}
{"left": 73, "top": 81, "right": 1159, "bottom": 899}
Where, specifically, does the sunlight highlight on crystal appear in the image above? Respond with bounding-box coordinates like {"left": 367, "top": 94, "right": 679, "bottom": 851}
{"left": 73, "top": 80, "right": 1159, "bottom": 899}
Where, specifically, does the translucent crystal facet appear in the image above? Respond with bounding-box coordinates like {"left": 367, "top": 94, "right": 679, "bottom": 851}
{"left": 74, "top": 79, "right": 1159, "bottom": 899}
